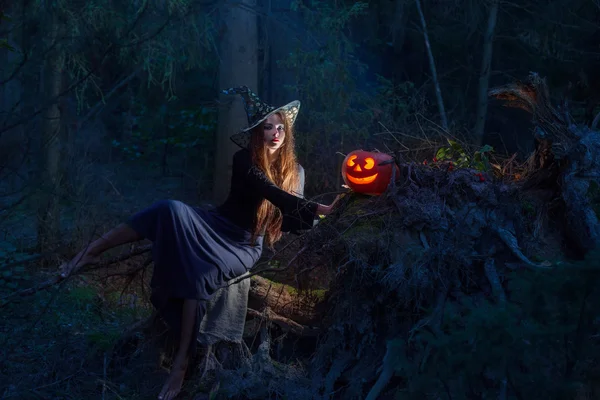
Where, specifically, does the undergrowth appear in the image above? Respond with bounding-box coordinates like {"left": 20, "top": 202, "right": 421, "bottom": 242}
{"left": 0, "top": 273, "right": 153, "bottom": 399}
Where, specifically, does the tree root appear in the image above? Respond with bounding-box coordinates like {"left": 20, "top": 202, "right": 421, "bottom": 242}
{"left": 495, "top": 227, "right": 552, "bottom": 269}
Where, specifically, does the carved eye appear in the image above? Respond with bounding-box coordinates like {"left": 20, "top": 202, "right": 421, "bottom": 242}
{"left": 347, "top": 155, "right": 358, "bottom": 167}
{"left": 364, "top": 158, "right": 375, "bottom": 170}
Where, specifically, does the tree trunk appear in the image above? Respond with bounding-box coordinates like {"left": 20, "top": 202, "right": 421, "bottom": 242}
{"left": 213, "top": 0, "right": 259, "bottom": 204}
{"left": 0, "top": 2, "right": 24, "bottom": 182}
{"left": 415, "top": 0, "right": 448, "bottom": 131}
{"left": 247, "top": 275, "right": 319, "bottom": 326}
{"left": 36, "top": 10, "right": 63, "bottom": 252}
{"left": 473, "top": 0, "right": 500, "bottom": 144}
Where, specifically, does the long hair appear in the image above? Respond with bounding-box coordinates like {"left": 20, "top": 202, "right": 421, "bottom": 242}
{"left": 250, "top": 111, "right": 301, "bottom": 247}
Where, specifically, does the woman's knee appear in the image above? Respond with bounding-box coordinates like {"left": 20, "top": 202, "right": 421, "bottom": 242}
{"left": 155, "top": 199, "right": 185, "bottom": 215}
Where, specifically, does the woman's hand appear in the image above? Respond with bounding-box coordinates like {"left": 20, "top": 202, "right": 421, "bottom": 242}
{"left": 316, "top": 193, "right": 346, "bottom": 216}
{"left": 59, "top": 248, "right": 99, "bottom": 279}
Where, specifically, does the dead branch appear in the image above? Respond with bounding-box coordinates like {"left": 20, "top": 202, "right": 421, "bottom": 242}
{"left": 489, "top": 72, "right": 573, "bottom": 144}
{"left": 0, "top": 244, "right": 152, "bottom": 307}
{"left": 246, "top": 307, "right": 320, "bottom": 337}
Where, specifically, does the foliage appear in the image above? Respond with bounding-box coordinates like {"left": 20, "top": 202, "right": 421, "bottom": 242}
{"left": 0, "top": 243, "right": 35, "bottom": 290}
{"left": 399, "top": 251, "right": 600, "bottom": 398}
{"left": 24, "top": 0, "right": 218, "bottom": 110}
{"left": 0, "top": 11, "right": 14, "bottom": 51}
{"left": 435, "top": 139, "right": 494, "bottom": 171}
{"left": 0, "top": 275, "right": 152, "bottom": 398}
{"left": 111, "top": 102, "right": 217, "bottom": 164}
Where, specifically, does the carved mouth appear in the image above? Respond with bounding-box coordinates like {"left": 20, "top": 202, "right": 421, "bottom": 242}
{"left": 346, "top": 173, "right": 378, "bottom": 185}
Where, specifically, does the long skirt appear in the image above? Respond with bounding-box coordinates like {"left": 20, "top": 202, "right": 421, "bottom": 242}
{"left": 126, "top": 200, "right": 263, "bottom": 354}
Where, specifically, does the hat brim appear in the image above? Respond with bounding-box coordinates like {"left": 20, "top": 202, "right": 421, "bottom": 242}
{"left": 230, "top": 100, "right": 301, "bottom": 149}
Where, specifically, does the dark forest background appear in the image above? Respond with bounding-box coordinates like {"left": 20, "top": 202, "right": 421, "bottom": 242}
{"left": 1, "top": 0, "right": 599, "bottom": 253}
{"left": 1, "top": 0, "right": 600, "bottom": 399}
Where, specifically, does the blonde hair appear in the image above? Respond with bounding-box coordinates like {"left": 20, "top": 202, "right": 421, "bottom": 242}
{"left": 250, "top": 111, "right": 301, "bottom": 247}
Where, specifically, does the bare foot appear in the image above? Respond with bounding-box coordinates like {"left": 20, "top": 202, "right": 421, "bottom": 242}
{"left": 59, "top": 248, "right": 99, "bottom": 278}
{"left": 158, "top": 366, "right": 187, "bottom": 400}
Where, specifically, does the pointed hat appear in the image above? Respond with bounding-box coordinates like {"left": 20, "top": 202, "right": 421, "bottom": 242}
{"left": 222, "top": 86, "right": 301, "bottom": 148}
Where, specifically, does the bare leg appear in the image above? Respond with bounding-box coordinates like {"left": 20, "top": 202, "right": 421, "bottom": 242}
{"left": 60, "top": 223, "right": 141, "bottom": 277}
{"left": 158, "top": 299, "right": 197, "bottom": 400}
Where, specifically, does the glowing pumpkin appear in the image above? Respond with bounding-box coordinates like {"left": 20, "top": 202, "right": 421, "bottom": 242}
{"left": 342, "top": 150, "right": 399, "bottom": 195}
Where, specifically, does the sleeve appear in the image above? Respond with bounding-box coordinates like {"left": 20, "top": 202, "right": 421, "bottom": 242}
{"left": 281, "top": 164, "right": 318, "bottom": 233}
{"left": 234, "top": 151, "right": 318, "bottom": 231}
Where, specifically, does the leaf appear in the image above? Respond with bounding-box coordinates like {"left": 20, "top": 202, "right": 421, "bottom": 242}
{"left": 480, "top": 144, "right": 494, "bottom": 153}
{"left": 436, "top": 147, "right": 448, "bottom": 160}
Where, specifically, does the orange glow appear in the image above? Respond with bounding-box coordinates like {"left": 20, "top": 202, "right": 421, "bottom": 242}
{"left": 346, "top": 173, "right": 378, "bottom": 185}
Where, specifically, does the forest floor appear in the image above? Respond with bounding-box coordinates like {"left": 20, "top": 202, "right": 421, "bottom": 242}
{"left": 0, "top": 159, "right": 238, "bottom": 399}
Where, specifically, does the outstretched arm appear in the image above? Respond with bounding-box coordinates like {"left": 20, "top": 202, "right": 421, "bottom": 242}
{"left": 233, "top": 151, "right": 319, "bottom": 229}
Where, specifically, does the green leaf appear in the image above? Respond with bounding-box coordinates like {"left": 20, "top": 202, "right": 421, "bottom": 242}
{"left": 479, "top": 144, "right": 494, "bottom": 153}
{"left": 436, "top": 147, "right": 448, "bottom": 160}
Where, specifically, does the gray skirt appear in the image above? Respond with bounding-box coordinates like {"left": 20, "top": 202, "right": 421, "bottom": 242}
{"left": 126, "top": 200, "right": 263, "bottom": 349}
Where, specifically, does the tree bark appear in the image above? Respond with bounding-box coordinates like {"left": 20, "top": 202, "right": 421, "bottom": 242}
{"left": 0, "top": 2, "right": 24, "bottom": 180}
{"left": 36, "top": 9, "right": 63, "bottom": 251}
{"left": 415, "top": 0, "right": 448, "bottom": 131}
{"left": 213, "top": 0, "right": 259, "bottom": 203}
{"left": 473, "top": 0, "right": 500, "bottom": 144}
{"left": 247, "top": 275, "right": 319, "bottom": 326}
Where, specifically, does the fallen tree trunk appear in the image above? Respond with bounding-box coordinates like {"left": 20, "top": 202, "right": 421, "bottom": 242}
{"left": 247, "top": 275, "right": 320, "bottom": 327}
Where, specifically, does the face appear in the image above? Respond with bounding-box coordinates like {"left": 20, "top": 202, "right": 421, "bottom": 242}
{"left": 263, "top": 113, "right": 286, "bottom": 151}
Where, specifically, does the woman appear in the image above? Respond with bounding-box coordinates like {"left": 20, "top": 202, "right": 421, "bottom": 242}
{"left": 59, "top": 86, "right": 340, "bottom": 400}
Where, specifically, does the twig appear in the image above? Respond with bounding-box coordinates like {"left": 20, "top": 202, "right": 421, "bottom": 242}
{"left": 0, "top": 244, "right": 152, "bottom": 307}
{"left": 226, "top": 244, "right": 309, "bottom": 286}
{"left": 246, "top": 307, "right": 320, "bottom": 337}
{"left": 77, "top": 66, "right": 143, "bottom": 129}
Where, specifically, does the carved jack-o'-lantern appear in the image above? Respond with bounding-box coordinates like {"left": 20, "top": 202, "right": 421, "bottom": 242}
{"left": 342, "top": 150, "right": 399, "bottom": 195}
